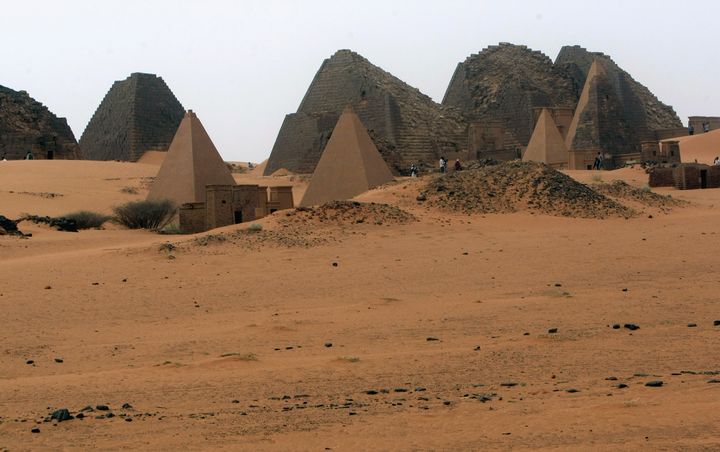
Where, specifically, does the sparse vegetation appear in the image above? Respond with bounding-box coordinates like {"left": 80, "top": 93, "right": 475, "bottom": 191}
{"left": 339, "top": 356, "right": 360, "bottom": 363}
{"left": 120, "top": 186, "right": 139, "bottom": 194}
{"left": 248, "top": 223, "right": 263, "bottom": 232}
{"left": 591, "top": 173, "right": 603, "bottom": 182}
{"left": 194, "top": 233, "right": 227, "bottom": 246}
{"left": 62, "top": 211, "right": 111, "bottom": 229}
{"left": 159, "top": 223, "right": 184, "bottom": 234}
{"left": 113, "top": 199, "right": 175, "bottom": 230}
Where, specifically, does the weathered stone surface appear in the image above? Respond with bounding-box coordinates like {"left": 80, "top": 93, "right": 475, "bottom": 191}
{"left": 265, "top": 50, "right": 467, "bottom": 175}
{"left": 0, "top": 85, "right": 80, "bottom": 160}
{"left": 442, "top": 43, "right": 576, "bottom": 149}
{"left": 80, "top": 73, "right": 184, "bottom": 161}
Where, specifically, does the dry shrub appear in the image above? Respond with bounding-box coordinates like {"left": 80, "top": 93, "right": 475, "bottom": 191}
{"left": 113, "top": 199, "right": 175, "bottom": 230}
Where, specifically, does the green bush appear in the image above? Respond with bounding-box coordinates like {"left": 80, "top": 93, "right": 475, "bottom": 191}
{"left": 248, "top": 223, "right": 263, "bottom": 232}
{"left": 113, "top": 199, "right": 175, "bottom": 230}
{"left": 63, "top": 211, "right": 111, "bottom": 229}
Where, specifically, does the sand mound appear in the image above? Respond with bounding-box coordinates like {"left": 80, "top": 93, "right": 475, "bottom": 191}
{"left": 593, "top": 180, "right": 687, "bottom": 209}
{"left": 280, "top": 201, "right": 416, "bottom": 227}
{"left": 271, "top": 167, "right": 295, "bottom": 177}
{"left": 136, "top": 150, "right": 167, "bottom": 165}
{"left": 423, "top": 161, "right": 633, "bottom": 218}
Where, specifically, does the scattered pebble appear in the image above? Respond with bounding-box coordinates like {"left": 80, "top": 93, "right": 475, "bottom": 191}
{"left": 96, "top": 405, "right": 110, "bottom": 411}
{"left": 624, "top": 323, "right": 640, "bottom": 331}
{"left": 548, "top": 328, "right": 558, "bottom": 334}
{"left": 324, "top": 342, "right": 333, "bottom": 348}
{"left": 645, "top": 380, "right": 664, "bottom": 387}
{"left": 426, "top": 337, "right": 439, "bottom": 342}
{"left": 31, "top": 427, "right": 40, "bottom": 433}
{"left": 687, "top": 323, "right": 697, "bottom": 328}
{"left": 54, "top": 358, "right": 63, "bottom": 363}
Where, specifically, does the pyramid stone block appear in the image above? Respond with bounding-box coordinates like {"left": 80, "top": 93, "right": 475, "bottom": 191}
{"left": 299, "top": 106, "right": 394, "bottom": 207}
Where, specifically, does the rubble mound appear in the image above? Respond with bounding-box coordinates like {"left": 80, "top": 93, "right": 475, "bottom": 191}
{"left": 281, "top": 201, "right": 416, "bottom": 227}
{"left": 0, "top": 85, "right": 81, "bottom": 160}
{"left": 0, "top": 215, "right": 24, "bottom": 236}
{"left": 423, "top": 161, "right": 634, "bottom": 219}
{"left": 593, "top": 180, "right": 687, "bottom": 209}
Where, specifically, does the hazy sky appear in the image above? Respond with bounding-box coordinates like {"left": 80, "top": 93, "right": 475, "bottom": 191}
{"left": 2, "top": 0, "right": 717, "bottom": 162}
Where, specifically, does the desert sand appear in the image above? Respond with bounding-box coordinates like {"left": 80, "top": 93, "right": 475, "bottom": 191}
{"left": 672, "top": 129, "right": 720, "bottom": 165}
{"left": 1, "top": 161, "right": 720, "bottom": 451}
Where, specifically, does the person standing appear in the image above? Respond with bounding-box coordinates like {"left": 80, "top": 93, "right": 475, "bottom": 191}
{"left": 410, "top": 163, "right": 418, "bottom": 177}
{"left": 439, "top": 157, "right": 447, "bottom": 173}
{"left": 703, "top": 122, "right": 710, "bottom": 133}
{"left": 454, "top": 159, "right": 463, "bottom": 171}
{"left": 688, "top": 124, "right": 695, "bottom": 136}
{"left": 25, "top": 151, "right": 34, "bottom": 160}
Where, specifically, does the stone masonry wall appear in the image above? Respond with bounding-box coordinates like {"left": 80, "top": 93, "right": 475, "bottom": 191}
{"left": 0, "top": 85, "right": 80, "bottom": 159}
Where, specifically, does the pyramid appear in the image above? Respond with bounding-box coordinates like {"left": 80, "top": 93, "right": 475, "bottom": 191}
{"left": 299, "top": 106, "right": 394, "bottom": 207}
{"left": 265, "top": 49, "right": 467, "bottom": 175}
{"left": 522, "top": 108, "right": 568, "bottom": 167}
{"left": 80, "top": 73, "right": 184, "bottom": 161}
{"left": 147, "top": 110, "right": 235, "bottom": 205}
{"left": 0, "top": 85, "right": 81, "bottom": 160}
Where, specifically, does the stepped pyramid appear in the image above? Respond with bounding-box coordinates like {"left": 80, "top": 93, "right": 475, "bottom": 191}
{"left": 80, "top": 73, "right": 184, "bottom": 161}
{"left": 265, "top": 49, "right": 467, "bottom": 176}
{"left": 442, "top": 43, "right": 576, "bottom": 148}
{"left": 0, "top": 85, "right": 80, "bottom": 160}
{"left": 147, "top": 110, "right": 235, "bottom": 205}
{"left": 522, "top": 108, "right": 568, "bottom": 168}
{"left": 299, "top": 106, "right": 394, "bottom": 207}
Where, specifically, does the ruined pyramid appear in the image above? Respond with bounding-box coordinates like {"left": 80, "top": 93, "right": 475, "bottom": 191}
{"left": 299, "top": 106, "right": 394, "bottom": 207}
{"left": 147, "top": 110, "right": 235, "bottom": 205}
{"left": 265, "top": 49, "right": 467, "bottom": 176}
{"left": 80, "top": 73, "right": 184, "bottom": 161}
{"left": 0, "top": 85, "right": 80, "bottom": 160}
{"left": 522, "top": 109, "right": 568, "bottom": 168}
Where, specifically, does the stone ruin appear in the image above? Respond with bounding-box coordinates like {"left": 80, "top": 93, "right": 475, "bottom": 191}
{"left": 267, "top": 44, "right": 685, "bottom": 174}
{"left": 80, "top": 73, "right": 184, "bottom": 161}
{"left": 264, "top": 49, "right": 467, "bottom": 176}
{"left": 0, "top": 85, "right": 81, "bottom": 159}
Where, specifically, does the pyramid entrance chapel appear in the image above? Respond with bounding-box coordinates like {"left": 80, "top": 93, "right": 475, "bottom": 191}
{"left": 148, "top": 110, "right": 294, "bottom": 233}
{"left": 266, "top": 44, "right": 686, "bottom": 174}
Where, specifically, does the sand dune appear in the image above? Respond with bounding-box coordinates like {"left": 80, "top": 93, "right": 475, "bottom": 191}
{"left": 1, "top": 160, "right": 720, "bottom": 450}
{"left": 666, "top": 129, "right": 720, "bottom": 164}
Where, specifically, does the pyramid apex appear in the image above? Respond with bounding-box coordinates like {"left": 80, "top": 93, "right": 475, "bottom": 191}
{"left": 342, "top": 104, "right": 355, "bottom": 114}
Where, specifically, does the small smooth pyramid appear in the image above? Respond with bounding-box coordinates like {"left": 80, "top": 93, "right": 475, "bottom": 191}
{"left": 300, "top": 106, "right": 394, "bottom": 207}
{"left": 523, "top": 108, "right": 568, "bottom": 167}
{"left": 147, "top": 110, "right": 235, "bottom": 205}
{"left": 565, "top": 59, "right": 605, "bottom": 150}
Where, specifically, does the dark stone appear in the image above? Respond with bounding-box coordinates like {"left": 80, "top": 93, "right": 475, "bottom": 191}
{"left": 394, "top": 388, "right": 408, "bottom": 393}
{"left": 426, "top": 337, "right": 440, "bottom": 342}
{"left": 645, "top": 380, "right": 664, "bottom": 387}
{"left": 474, "top": 345, "right": 481, "bottom": 351}
{"left": 50, "top": 409, "right": 72, "bottom": 422}
{"left": 26, "top": 360, "right": 34, "bottom": 365}
{"left": 231, "top": 399, "right": 240, "bottom": 403}
{"left": 707, "top": 379, "right": 720, "bottom": 384}
{"left": 612, "top": 324, "right": 621, "bottom": 329}
{"left": 124, "top": 417, "right": 132, "bottom": 422}
{"left": 714, "top": 320, "right": 720, "bottom": 326}
{"left": 617, "top": 383, "right": 629, "bottom": 389}
{"left": 500, "top": 382, "right": 518, "bottom": 387}
{"left": 96, "top": 404, "right": 110, "bottom": 411}
{"left": 54, "top": 358, "right": 63, "bottom": 363}
{"left": 105, "top": 413, "right": 115, "bottom": 418}
{"left": 75, "top": 413, "right": 84, "bottom": 419}
{"left": 565, "top": 388, "right": 580, "bottom": 393}
{"left": 121, "top": 403, "right": 133, "bottom": 410}
{"left": 414, "top": 387, "right": 426, "bottom": 392}
{"left": 80, "top": 406, "right": 94, "bottom": 412}
{"left": 624, "top": 323, "right": 640, "bottom": 331}
{"left": 687, "top": 323, "right": 697, "bottom": 328}
{"left": 331, "top": 262, "right": 338, "bottom": 267}
{"left": 548, "top": 328, "right": 558, "bottom": 334}
{"left": 324, "top": 342, "right": 333, "bottom": 348}
{"left": 365, "top": 390, "right": 378, "bottom": 395}
{"left": 605, "top": 376, "right": 618, "bottom": 381}
{"left": 31, "top": 427, "right": 41, "bottom": 433}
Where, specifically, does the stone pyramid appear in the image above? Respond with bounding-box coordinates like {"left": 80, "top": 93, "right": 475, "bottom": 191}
{"left": 522, "top": 108, "right": 568, "bottom": 168}
{"left": 147, "top": 110, "right": 235, "bottom": 205}
{"left": 265, "top": 49, "right": 467, "bottom": 175}
{"left": 0, "top": 85, "right": 81, "bottom": 160}
{"left": 299, "top": 106, "right": 394, "bottom": 207}
{"left": 80, "top": 73, "right": 184, "bottom": 161}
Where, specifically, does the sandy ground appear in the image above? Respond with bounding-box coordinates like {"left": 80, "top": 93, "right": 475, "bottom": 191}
{"left": 669, "top": 129, "right": 720, "bottom": 165}
{"left": 1, "top": 161, "right": 720, "bottom": 451}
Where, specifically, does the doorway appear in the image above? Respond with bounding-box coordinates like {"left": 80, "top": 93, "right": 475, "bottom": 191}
{"left": 46, "top": 150, "right": 54, "bottom": 159}
{"left": 234, "top": 211, "right": 243, "bottom": 224}
{"left": 700, "top": 169, "right": 708, "bottom": 189}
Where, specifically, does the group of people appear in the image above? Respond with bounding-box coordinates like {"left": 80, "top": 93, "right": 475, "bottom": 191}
{"left": 689, "top": 122, "right": 712, "bottom": 135}
{"left": 408, "top": 157, "right": 463, "bottom": 177}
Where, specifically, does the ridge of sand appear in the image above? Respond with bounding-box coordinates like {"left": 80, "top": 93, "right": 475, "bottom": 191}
{"left": 663, "top": 129, "right": 720, "bottom": 164}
